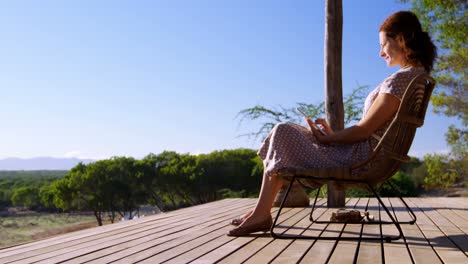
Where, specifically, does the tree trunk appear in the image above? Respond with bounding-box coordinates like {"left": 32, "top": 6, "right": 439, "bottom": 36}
{"left": 324, "top": 0, "right": 345, "bottom": 207}
{"left": 94, "top": 210, "right": 103, "bottom": 226}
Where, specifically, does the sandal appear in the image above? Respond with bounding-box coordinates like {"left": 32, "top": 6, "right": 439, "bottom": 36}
{"left": 226, "top": 217, "right": 273, "bottom": 236}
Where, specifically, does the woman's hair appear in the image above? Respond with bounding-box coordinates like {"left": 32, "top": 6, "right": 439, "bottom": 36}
{"left": 379, "top": 11, "right": 437, "bottom": 72}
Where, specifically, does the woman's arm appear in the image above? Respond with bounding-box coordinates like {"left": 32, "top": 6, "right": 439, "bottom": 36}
{"left": 307, "top": 93, "right": 400, "bottom": 144}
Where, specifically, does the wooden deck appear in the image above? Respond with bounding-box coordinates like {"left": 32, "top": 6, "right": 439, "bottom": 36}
{"left": 0, "top": 197, "right": 466, "bottom": 263}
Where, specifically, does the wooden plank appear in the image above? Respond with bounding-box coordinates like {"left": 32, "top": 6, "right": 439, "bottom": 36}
{"left": 193, "top": 207, "right": 294, "bottom": 264}
{"left": 446, "top": 198, "right": 468, "bottom": 221}
{"left": 413, "top": 198, "right": 468, "bottom": 253}
{"left": 1, "top": 198, "right": 463, "bottom": 263}
{"left": 242, "top": 208, "right": 318, "bottom": 263}
{"left": 2, "top": 199, "right": 255, "bottom": 264}
{"left": 425, "top": 197, "right": 468, "bottom": 233}
{"left": 141, "top": 207, "right": 298, "bottom": 264}
{"left": 408, "top": 198, "right": 468, "bottom": 261}
{"left": 161, "top": 229, "right": 238, "bottom": 264}
{"left": 380, "top": 198, "right": 412, "bottom": 264}
{"left": 327, "top": 197, "right": 369, "bottom": 263}
{"left": 202, "top": 199, "right": 328, "bottom": 264}
{"left": 0, "top": 198, "right": 237, "bottom": 257}
{"left": 356, "top": 198, "right": 383, "bottom": 263}
{"left": 299, "top": 198, "right": 361, "bottom": 263}
{"left": 34, "top": 201, "right": 255, "bottom": 264}
{"left": 270, "top": 198, "right": 349, "bottom": 264}
{"left": 391, "top": 198, "right": 442, "bottom": 264}
{"left": 187, "top": 207, "right": 306, "bottom": 264}
{"left": 71, "top": 200, "right": 258, "bottom": 264}
{"left": 417, "top": 229, "right": 467, "bottom": 263}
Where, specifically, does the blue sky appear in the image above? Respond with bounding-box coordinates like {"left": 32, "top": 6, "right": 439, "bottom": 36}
{"left": 0, "top": 0, "right": 458, "bottom": 160}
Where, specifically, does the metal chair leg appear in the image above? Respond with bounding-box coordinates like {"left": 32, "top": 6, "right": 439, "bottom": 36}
{"left": 270, "top": 176, "right": 296, "bottom": 239}
{"left": 367, "top": 183, "right": 404, "bottom": 242}
{"left": 271, "top": 177, "right": 406, "bottom": 241}
{"left": 387, "top": 181, "right": 417, "bottom": 224}
{"left": 309, "top": 185, "right": 321, "bottom": 222}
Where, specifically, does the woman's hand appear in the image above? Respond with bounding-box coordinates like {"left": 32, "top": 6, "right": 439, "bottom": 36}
{"left": 304, "top": 117, "right": 333, "bottom": 143}
{"left": 314, "top": 118, "right": 334, "bottom": 135}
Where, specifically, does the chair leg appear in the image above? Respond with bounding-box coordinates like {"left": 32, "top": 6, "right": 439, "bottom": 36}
{"left": 367, "top": 183, "right": 404, "bottom": 242}
{"left": 271, "top": 181, "right": 401, "bottom": 241}
{"left": 270, "top": 176, "right": 296, "bottom": 239}
{"left": 387, "top": 181, "right": 417, "bottom": 224}
{"left": 309, "top": 185, "right": 321, "bottom": 222}
{"left": 308, "top": 182, "right": 416, "bottom": 225}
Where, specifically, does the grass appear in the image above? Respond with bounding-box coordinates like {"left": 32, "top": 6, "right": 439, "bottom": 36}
{"left": 0, "top": 213, "right": 100, "bottom": 248}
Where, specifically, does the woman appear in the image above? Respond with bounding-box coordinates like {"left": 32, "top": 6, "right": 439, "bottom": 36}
{"left": 227, "top": 11, "right": 437, "bottom": 236}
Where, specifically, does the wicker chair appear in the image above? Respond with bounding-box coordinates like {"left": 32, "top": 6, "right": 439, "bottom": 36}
{"left": 271, "top": 73, "right": 435, "bottom": 242}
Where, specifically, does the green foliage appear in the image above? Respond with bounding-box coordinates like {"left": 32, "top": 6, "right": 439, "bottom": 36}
{"left": 140, "top": 149, "right": 262, "bottom": 210}
{"left": 11, "top": 186, "right": 40, "bottom": 209}
{"left": 309, "top": 187, "right": 328, "bottom": 198}
{"left": 44, "top": 149, "right": 263, "bottom": 225}
{"left": 52, "top": 158, "right": 151, "bottom": 225}
{"left": 39, "top": 183, "right": 57, "bottom": 210}
{"left": 194, "top": 149, "right": 262, "bottom": 202}
{"left": 218, "top": 188, "right": 247, "bottom": 199}
{"left": 409, "top": 162, "right": 428, "bottom": 189}
{"left": 423, "top": 154, "right": 458, "bottom": 190}
{"left": 237, "top": 85, "right": 368, "bottom": 140}
{"left": 0, "top": 170, "right": 67, "bottom": 179}
{"left": 0, "top": 171, "right": 63, "bottom": 209}
{"left": 343, "top": 171, "right": 419, "bottom": 197}
{"left": 444, "top": 125, "right": 467, "bottom": 185}
{"left": 381, "top": 172, "right": 418, "bottom": 197}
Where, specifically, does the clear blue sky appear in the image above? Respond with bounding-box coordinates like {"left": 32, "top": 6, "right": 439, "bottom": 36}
{"left": 0, "top": 0, "right": 458, "bottom": 160}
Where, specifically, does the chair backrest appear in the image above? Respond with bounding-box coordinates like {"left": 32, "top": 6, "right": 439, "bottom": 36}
{"left": 361, "top": 73, "right": 436, "bottom": 184}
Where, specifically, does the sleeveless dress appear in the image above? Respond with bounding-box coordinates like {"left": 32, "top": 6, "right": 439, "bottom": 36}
{"left": 258, "top": 66, "right": 427, "bottom": 178}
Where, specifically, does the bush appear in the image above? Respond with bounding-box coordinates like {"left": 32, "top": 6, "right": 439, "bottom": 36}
{"left": 380, "top": 171, "right": 418, "bottom": 197}
{"left": 423, "top": 154, "right": 458, "bottom": 190}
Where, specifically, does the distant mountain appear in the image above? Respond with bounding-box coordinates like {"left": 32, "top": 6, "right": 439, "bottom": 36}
{"left": 0, "top": 157, "right": 95, "bottom": 170}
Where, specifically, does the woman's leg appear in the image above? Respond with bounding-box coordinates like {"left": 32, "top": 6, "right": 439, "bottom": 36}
{"left": 251, "top": 173, "right": 284, "bottom": 220}
{"left": 228, "top": 172, "right": 283, "bottom": 235}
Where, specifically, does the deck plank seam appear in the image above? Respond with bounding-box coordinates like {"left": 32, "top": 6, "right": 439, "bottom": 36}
{"left": 17, "top": 200, "right": 258, "bottom": 264}
{"left": 296, "top": 198, "right": 359, "bottom": 263}
{"left": 103, "top": 202, "right": 260, "bottom": 264}
{"left": 168, "top": 208, "right": 295, "bottom": 263}
{"left": 134, "top": 206, "right": 291, "bottom": 263}
{"left": 1, "top": 201, "right": 258, "bottom": 264}
{"left": 213, "top": 198, "right": 330, "bottom": 264}
{"left": 268, "top": 199, "right": 331, "bottom": 263}
{"left": 324, "top": 197, "right": 364, "bottom": 264}
{"left": 352, "top": 197, "right": 371, "bottom": 264}
{"left": 392, "top": 198, "right": 443, "bottom": 264}
{"left": 388, "top": 198, "right": 417, "bottom": 264}
{"left": 295, "top": 199, "right": 351, "bottom": 263}
{"left": 411, "top": 198, "right": 468, "bottom": 258}
{"left": 263, "top": 199, "right": 331, "bottom": 263}
{"left": 232, "top": 208, "right": 302, "bottom": 264}
{"left": 426, "top": 197, "right": 468, "bottom": 235}
{"left": 0, "top": 198, "right": 244, "bottom": 258}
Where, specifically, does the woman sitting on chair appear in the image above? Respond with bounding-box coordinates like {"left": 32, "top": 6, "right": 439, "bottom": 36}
{"left": 227, "top": 11, "right": 437, "bottom": 236}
